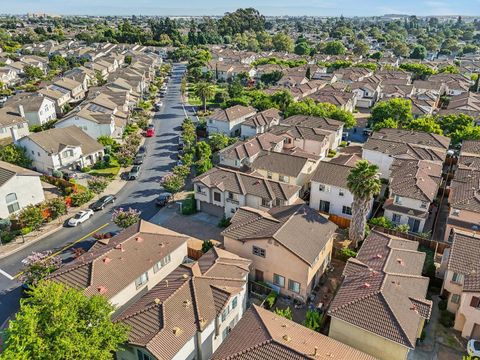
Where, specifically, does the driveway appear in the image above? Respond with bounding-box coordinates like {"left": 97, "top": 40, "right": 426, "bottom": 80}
{"left": 0, "top": 62, "right": 194, "bottom": 325}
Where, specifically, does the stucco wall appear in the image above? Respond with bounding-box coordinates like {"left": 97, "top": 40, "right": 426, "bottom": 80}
{"left": 0, "top": 174, "right": 45, "bottom": 218}
{"left": 362, "top": 148, "right": 394, "bottom": 179}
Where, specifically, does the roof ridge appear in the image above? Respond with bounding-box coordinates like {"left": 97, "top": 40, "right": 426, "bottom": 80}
{"left": 189, "top": 277, "right": 203, "bottom": 331}
{"left": 329, "top": 290, "right": 381, "bottom": 314}
{"left": 379, "top": 292, "right": 416, "bottom": 348}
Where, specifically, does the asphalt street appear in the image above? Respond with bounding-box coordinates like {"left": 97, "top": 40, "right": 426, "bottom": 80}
{"left": 0, "top": 62, "right": 192, "bottom": 324}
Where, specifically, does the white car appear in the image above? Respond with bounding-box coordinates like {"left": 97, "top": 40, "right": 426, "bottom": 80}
{"left": 468, "top": 339, "right": 480, "bottom": 358}
{"left": 68, "top": 209, "right": 94, "bottom": 227}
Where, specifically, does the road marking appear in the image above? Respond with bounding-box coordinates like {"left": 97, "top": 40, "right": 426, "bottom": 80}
{"left": 0, "top": 268, "right": 14, "bottom": 280}
{"left": 13, "top": 223, "right": 110, "bottom": 279}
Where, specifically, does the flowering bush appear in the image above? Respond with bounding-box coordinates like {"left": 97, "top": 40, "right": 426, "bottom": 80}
{"left": 112, "top": 207, "right": 141, "bottom": 229}
{"left": 18, "top": 251, "right": 61, "bottom": 286}
{"left": 87, "top": 177, "right": 109, "bottom": 194}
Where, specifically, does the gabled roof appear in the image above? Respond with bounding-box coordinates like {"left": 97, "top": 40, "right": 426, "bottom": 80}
{"left": 311, "top": 161, "right": 354, "bottom": 188}
{"left": 389, "top": 159, "right": 442, "bottom": 202}
{"left": 115, "top": 247, "right": 251, "bottom": 360}
{"left": 449, "top": 167, "right": 480, "bottom": 212}
{"left": 194, "top": 167, "right": 300, "bottom": 201}
{"left": 328, "top": 231, "right": 431, "bottom": 349}
{"left": 209, "top": 105, "right": 256, "bottom": 123}
{"left": 48, "top": 220, "right": 189, "bottom": 299}
{"left": 0, "top": 160, "right": 40, "bottom": 187}
{"left": 282, "top": 115, "right": 344, "bottom": 132}
{"left": 242, "top": 108, "right": 280, "bottom": 129}
{"left": 211, "top": 305, "right": 377, "bottom": 360}
{"left": 219, "top": 133, "right": 284, "bottom": 162}
{"left": 447, "top": 231, "right": 480, "bottom": 292}
{"left": 222, "top": 204, "right": 337, "bottom": 265}
{"left": 251, "top": 151, "right": 310, "bottom": 178}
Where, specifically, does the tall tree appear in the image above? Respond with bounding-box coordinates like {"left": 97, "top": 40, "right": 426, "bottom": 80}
{"left": 1, "top": 282, "right": 128, "bottom": 360}
{"left": 347, "top": 160, "right": 381, "bottom": 248}
{"left": 194, "top": 82, "right": 215, "bottom": 112}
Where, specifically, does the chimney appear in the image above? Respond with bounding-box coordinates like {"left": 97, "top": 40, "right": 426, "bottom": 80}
{"left": 10, "top": 127, "right": 21, "bottom": 143}
{"left": 18, "top": 104, "right": 25, "bottom": 118}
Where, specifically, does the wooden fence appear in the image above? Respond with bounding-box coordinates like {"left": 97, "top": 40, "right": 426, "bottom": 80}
{"left": 328, "top": 214, "right": 351, "bottom": 229}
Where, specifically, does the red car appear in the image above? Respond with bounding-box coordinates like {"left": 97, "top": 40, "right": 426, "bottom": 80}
{"left": 145, "top": 128, "right": 155, "bottom": 137}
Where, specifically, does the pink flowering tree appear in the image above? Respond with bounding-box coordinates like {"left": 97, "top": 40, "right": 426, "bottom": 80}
{"left": 111, "top": 207, "right": 141, "bottom": 229}
{"left": 18, "top": 251, "right": 62, "bottom": 286}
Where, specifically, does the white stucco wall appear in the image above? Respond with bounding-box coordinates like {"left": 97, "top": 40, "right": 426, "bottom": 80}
{"left": 55, "top": 116, "right": 114, "bottom": 139}
{"left": 0, "top": 174, "right": 45, "bottom": 218}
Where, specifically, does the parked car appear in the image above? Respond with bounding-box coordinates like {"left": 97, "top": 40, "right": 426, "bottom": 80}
{"left": 467, "top": 339, "right": 480, "bottom": 358}
{"left": 68, "top": 209, "right": 94, "bottom": 227}
{"left": 128, "top": 165, "right": 141, "bottom": 180}
{"left": 154, "top": 102, "right": 163, "bottom": 111}
{"left": 145, "top": 128, "right": 155, "bottom": 137}
{"left": 90, "top": 195, "right": 116, "bottom": 211}
{"left": 62, "top": 171, "right": 77, "bottom": 181}
{"left": 134, "top": 152, "right": 146, "bottom": 165}
{"left": 137, "top": 145, "right": 147, "bottom": 155}
{"left": 155, "top": 191, "right": 172, "bottom": 207}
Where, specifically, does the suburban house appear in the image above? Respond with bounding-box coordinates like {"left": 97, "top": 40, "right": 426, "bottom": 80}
{"left": 457, "top": 139, "right": 480, "bottom": 170}
{"left": 0, "top": 106, "right": 30, "bottom": 144}
{"left": 280, "top": 115, "right": 344, "bottom": 150}
{"left": 0, "top": 161, "right": 45, "bottom": 218}
{"left": 39, "top": 87, "right": 72, "bottom": 115}
{"left": 211, "top": 305, "right": 376, "bottom": 360}
{"left": 17, "top": 125, "right": 104, "bottom": 174}
{"left": 52, "top": 77, "right": 86, "bottom": 102}
{"left": 383, "top": 159, "right": 442, "bottom": 234}
{"left": 308, "top": 90, "right": 357, "bottom": 113}
{"left": 441, "top": 231, "right": 480, "bottom": 339}
{"left": 55, "top": 107, "right": 117, "bottom": 139}
{"left": 115, "top": 247, "right": 251, "bottom": 360}
{"left": 309, "top": 159, "right": 372, "bottom": 219}
{"left": 240, "top": 108, "right": 281, "bottom": 138}
{"left": 362, "top": 128, "right": 450, "bottom": 178}
{"left": 193, "top": 167, "right": 301, "bottom": 218}
{"left": 328, "top": 231, "right": 432, "bottom": 360}
{"left": 206, "top": 105, "right": 257, "bottom": 137}
{"left": 444, "top": 167, "right": 480, "bottom": 241}
{"left": 352, "top": 82, "right": 381, "bottom": 108}
{"left": 222, "top": 204, "right": 337, "bottom": 300}
{"left": 0, "top": 67, "right": 19, "bottom": 87}
{"left": 250, "top": 150, "right": 320, "bottom": 196}
{"left": 48, "top": 220, "right": 189, "bottom": 308}
{"left": 7, "top": 95, "right": 57, "bottom": 127}
{"left": 218, "top": 133, "right": 285, "bottom": 170}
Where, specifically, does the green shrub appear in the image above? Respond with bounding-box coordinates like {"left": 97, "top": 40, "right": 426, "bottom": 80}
{"left": 438, "top": 299, "right": 447, "bottom": 311}
{"left": 369, "top": 216, "right": 394, "bottom": 229}
{"left": 201, "top": 240, "right": 213, "bottom": 253}
{"left": 218, "top": 216, "right": 231, "bottom": 228}
{"left": 338, "top": 247, "right": 357, "bottom": 261}
{"left": 303, "top": 310, "right": 322, "bottom": 331}
{"left": 327, "top": 149, "right": 337, "bottom": 158}
{"left": 274, "top": 307, "right": 293, "bottom": 320}
{"left": 340, "top": 140, "right": 347, "bottom": 147}
{"left": 181, "top": 197, "right": 197, "bottom": 215}
{"left": 439, "top": 310, "right": 455, "bottom": 328}
{"left": 70, "top": 190, "right": 94, "bottom": 207}
{"left": 80, "top": 166, "right": 91, "bottom": 173}
{"left": 21, "top": 227, "right": 32, "bottom": 235}
{"left": 395, "top": 223, "right": 410, "bottom": 233}
{"left": 87, "top": 177, "right": 109, "bottom": 194}
{"left": 18, "top": 205, "right": 44, "bottom": 230}
{"left": 265, "top": 291, "right": 278, "bottom": 309}
{"left": 52, "top": 170, "right": 62, "bottom": 178}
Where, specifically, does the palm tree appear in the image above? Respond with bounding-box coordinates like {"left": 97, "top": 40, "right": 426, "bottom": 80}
{"left": 347, "top": 160, "right": 381, "bottom": 248}
{"left": 195, "top": 82, "right": 215, "bottom": 113}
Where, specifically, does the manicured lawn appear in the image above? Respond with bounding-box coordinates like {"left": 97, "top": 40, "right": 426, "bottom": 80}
{"left": 187, "top": 83, "right": 225, "bottom": 107}
{"left": 89, "top": 166, "right": 120, "bottom": 178}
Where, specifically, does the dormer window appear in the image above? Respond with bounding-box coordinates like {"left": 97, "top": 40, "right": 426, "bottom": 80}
{"left": 420, "top": 201, "right": 428, "bottom": 209}
{"left": 394, "top": 195, "right": 402, "bottom": 205}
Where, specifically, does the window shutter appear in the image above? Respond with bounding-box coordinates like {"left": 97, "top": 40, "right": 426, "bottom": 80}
{"left": 470, "top": 296, "right": 480, "bottom": 308}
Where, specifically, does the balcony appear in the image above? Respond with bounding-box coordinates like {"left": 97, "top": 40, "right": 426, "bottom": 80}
{"left": 226, "top": 198, "right": 239, "bottom": 205}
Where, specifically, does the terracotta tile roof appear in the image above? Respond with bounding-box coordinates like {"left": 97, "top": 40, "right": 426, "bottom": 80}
{"left": 212, "top": 305, "right": 377, "bottom": 360}
{"left": 222, "top": 204, "right": 337, "bottom": 265}
{"left": 389, "top": 159, "right": 442, "bottom": 202}
{"left": 48, "top": 220, "right": 189, "bottom": 299}
{"left": 368, "top": 128, "right": 450, "bottom": 150}
{"left": 194, "top": 167, "right": 300, "bottom": 201}
{"left": 449, "top": 167, "right": 480, "bottom": 212}
{"left": 115, "top": 247, "right": 251, "bottom": 360}
{"left": 219, "top": 133, "right": 284, "bottom": 162}
{"left": 461, "top": 140, "right": 480, "bottom": 156}
{"left": 209, "top": 105, "right": 256, "bottom": 123}
{"left": 447, "top": 231, "right": 480, "bottom": 292}
{"left": 328, "top": 231, "right": 431, "bottom": 349}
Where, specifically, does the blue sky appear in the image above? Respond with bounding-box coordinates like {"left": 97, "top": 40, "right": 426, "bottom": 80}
{"left": 0, "top": 0, "right": 479, "bottom": 16}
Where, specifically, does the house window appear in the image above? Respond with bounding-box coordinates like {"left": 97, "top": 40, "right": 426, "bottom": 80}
{"left": 319, "top": 184, "right": 325, "bottom": 191}
{"left": 273, "top": 273, "right": 285, "bottom": 287}
{"left": 135, "top": 272, "right": 148, "bottom": 288}
{"left": 339, "top": 190, "right": 344, "bottom": 197}
{"left": 196, "top": 185, "right": 203, "bottom": 193}
{"left": 6, "top": 193, "right": 20, "bottom": 214}
{"left": 252, "top": 246, "right": 266, "bottom": 258}
{"left": 62, "top": 149, "right": 74, "bottom": 158}
{"left": 288, "top": 279, "right": 300, "bottom": 293}
{"left": 394, "top": 195, "right": 402, "bottom": 205}
{"left": 213, "top": 192, "right": 221, "bottom": 202}
{"left": 279, "top": 175, "right": 289, "bottom": 183}
{"left": 274, "top": 198, "right": 284, "bottom": 207}
{"left": 137, "top": 349, "right": 154, "bottom": 360}
{"left": 392, "top": 213, "right": 401, "bottom": 224}
{"left": 451, "top": 294, "right": 461, "bottom": 304}
{"left": 153, "top": 254, "right": 171, "bottom": 273}
{"left": 342, "top": 206, "right": 352, "bottom": 215}
{"left": 420, "top": 201, "right": 428, "bottom": 209}
{"left": 267, "top": 171, "right": 273, "bottom": 179}
{"left": 232, "top": 296, "right": 238, "bottom": 309}
{"left": 452, "top": 272, "right": 464, "bottom": 284}
{"left": 261, "top": 198, "right": 270, "bottom": 207}
{"left": 470, "top": 296, "right": 480, "bottom": 308}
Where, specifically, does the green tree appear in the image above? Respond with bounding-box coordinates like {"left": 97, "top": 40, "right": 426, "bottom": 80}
{"left": 194, "top": 82, "right": 215, "bottom": 112}
{"left": 372, "top": 118, "right": 398, "bottom": 131}
{"left": 201, "top": 240, "right": 214, "bottom": 253}
{"left": 274, "top": 307, "right": 293, "bottom": 320}
{"left": 404, "top": 116, "right": 443, "bottom": 135}
{"left": 196, "top": 141, "right": 213, "bottom": 175}
{"left": 23, "top": 65, "right": 44, "bottom": 82}
{"left": 209, "top": 133, "right": 235, "bottom": 152}
{"left": 0, "top": 144, "right": 32, "bottom": 167}
{"left": 172, "top": 164, "right": 190, "bottom": 179}
{"left": 161, "top": 174, "right": 185, "bottom": 200}
{"left": 392, "top": 41, "right": 410, "bottom": 57}
{"left": 347, "top": 160, "right": 381, "bottom": 247}
{"left": 303, "top": 309, "right": 322, "bottom": 331}
{"left": 353, "top": 41, "right": 369, "bottom": 56}
{"left": 294, "top": 41, "right": 311, "bottom": 56}
{"left": 272, "top": 32, "right": 294, "bottom": 52}
{"left": 1, "top": 281, "right": 128, "bottom": 360}
{"left": 322, "top": 40, "right": 346, "bottom": 55}
{"left": 260, "top": 70, "right": 283, "bottom": 85}
{"left": 18, "top": 251, "right": 61, "bottom": 286}
{"left": 18, "top": 205, "right": 44, "bottom": 231}
{"left": 410, "top": 44, "right": 427, "bottom": 59}
{"left": 370, "top": 98, "right": 413, "bottom": 126}
{"left": 111, "top": 207, "right": 141, "bottom": 229}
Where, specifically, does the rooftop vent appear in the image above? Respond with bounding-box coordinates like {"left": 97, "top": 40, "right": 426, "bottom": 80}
{"left": 114, "top": 244, "right": 125, "bottom": 252}
{"left": 172, "top": 327, "right": 183, "bottom": 336}
{"left": 397, "top": 258, "right": 404, "bottom": 265}
{"left": 282, "top": 335, "right": 291, "bottom": 342}
{"left": 102, "top": 257, "right": 112, "bottom": 264}
{"left": 97, "top": 286, "right": 107, "bottom": 294}
{"left": 154, "top": 298, "right": 161, "bottom": 304}
{"left": 375, "top": 254, "right": 383, "bottom": 259}
{"left": 183, "top": 300, "right": 191, "bottom": 308}
{"left": 135, "top": 236, "right": 144, "bottom": 243}
{"left": 182, "top": 274, "right": 189, "bottom": 279}
{"left": 363, "top": 283, "right": 371, "bottom": 288}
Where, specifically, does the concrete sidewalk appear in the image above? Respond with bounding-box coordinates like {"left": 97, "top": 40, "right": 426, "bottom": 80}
{"left": 0, "top": 177, "right": 128, "bottom": 260}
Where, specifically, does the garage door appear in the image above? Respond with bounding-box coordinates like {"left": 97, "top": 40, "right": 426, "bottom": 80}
{"left": 199, "top": 201, "right": 224, "bottom": 217}
{"left": 472, "top": 323, "right": 480, "bottom": 340}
